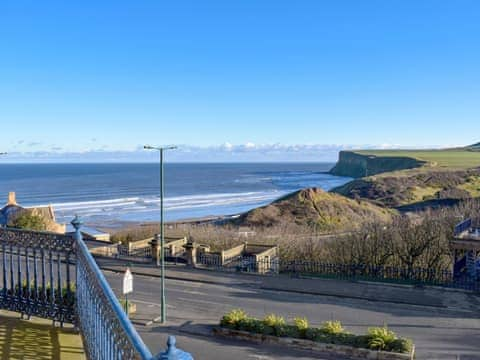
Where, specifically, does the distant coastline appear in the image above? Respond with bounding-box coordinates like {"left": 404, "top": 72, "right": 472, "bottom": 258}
{"left": 0, "top": 162, "right": 351, "bottom": 227}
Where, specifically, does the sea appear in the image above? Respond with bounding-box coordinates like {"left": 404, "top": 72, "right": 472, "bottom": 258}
{"left": 0, "top": 163, "right": 351, "bottom": 226}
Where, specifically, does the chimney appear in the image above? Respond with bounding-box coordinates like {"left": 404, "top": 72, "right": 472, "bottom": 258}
{"left": 7, "top": 192, "right": 17, "bottom": 205}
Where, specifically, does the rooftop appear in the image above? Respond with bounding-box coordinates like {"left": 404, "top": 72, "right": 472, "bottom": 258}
{"left": 451, "top": 219, "right": 480, "bottom": 250}
{"left": 455, "top": 227, "right": 480, "bottom": 241}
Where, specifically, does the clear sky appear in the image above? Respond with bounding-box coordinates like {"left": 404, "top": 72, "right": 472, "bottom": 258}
{"left": 1, "top": 1, "right": 479, "bottom": 162}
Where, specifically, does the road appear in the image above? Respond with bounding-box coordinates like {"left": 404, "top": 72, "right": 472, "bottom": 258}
{"left": 104, "top": 270, "right": 480, "bottom": 360}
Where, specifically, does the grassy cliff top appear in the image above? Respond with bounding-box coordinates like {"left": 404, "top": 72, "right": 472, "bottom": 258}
{"left": 354, "top": 148, "right": 480, "bottom": 169}
{"left": 329, "top": 144, "right": 480, "bottom": 211}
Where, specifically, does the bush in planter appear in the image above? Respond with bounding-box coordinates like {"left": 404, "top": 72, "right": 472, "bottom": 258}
{"left": 353, "top": 335, "right": 370, "bottom": 349}
{"left": 250, "top": 319, "right": 267, "bottom": 334}
{"left": 236, "top": 318, "right": 259, "bottom": 332}
{"left": 366, "top": 326, "right": 397, "bottom": 351}
{"left": 389, "top": 338, "right": 413, "bottom": 354}
{"left": 220, "top": 309, "right": 248, "bottom": 329}
{"left": 304, "top": 327, "right": 320, "bottom": 341}
{"left": 218, "top": 311, "right": 413, "bottom": 354}
{"left": 284, "top": 325, "right": 301, "bottom": 339}
{"left": 263, "top": 314, "right": 287, "bottom": 336}
{"left": 263, "top": 314, "right": 286, "bottom": 327}
{"left": 320, "top": 320, "right": 345, "bottom": 335}
{"left": 293, "top": 317, "right": 309, "bottom": 338}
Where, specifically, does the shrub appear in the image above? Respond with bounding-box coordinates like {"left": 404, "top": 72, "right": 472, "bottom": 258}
{"left": 320, "top": 320, "right": 344, "bottom": 335}
{"left": 367, "top": 326, "right": 397, "bottom": 351}
{"left": 237, "top": 318, "right": 257, "bottom": 332}
{"left": 284, "top": 325, "right": 301, "bottom": 338}
{"left": 218, "top": 311, "right": 413, "bottom": 354}
{"left": 10, "top": 212, "right": 48, "bottom": 231}
{"left": 220, "top": 309, "right": 248, "bottom": 328}
{"left": 304, "top": 327, "right": 319, "bottom": 341}
{"left": 263, "top": 314, "right": 286, "bottom": 327}
{"left": 294, "top": 317, "right": 309, "bottom": 331}
{"left": 389, "top": 338, "right": 413, "bottom": 354}
{"left": 250, "top": 319, "right": 266, "bottom": 334}
{"left": 263, "top": 314, "right": 286, "bottom": 336}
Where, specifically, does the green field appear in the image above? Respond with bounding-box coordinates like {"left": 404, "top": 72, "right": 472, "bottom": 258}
{"left": 355, "top": 149, "right": 480, "bottom": 169}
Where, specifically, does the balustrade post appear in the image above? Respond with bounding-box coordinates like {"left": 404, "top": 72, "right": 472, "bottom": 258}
{"left": 184, "top": 242, "right": 197, "bottom": 268}
{"left": 150, "top": 235, "right": 161, "bottom": 266}
{"left": 71, "top": 215, "right": 83, "bottom": 329}
{"left": 155, "top": 336, "right": 193, "bottom": 360}
{"left": 71, "top": 215, "right": 83, "bottom": 243}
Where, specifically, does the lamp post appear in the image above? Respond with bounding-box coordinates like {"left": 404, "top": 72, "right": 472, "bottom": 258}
{"left": 144, "top": 145, "right": 176, "bottom": 324}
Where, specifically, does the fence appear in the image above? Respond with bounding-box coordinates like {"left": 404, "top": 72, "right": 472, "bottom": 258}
{"left": 0, "top": 218, "right": 193, "bottom": 360}
{"left": 0, "top": 227, "right": 76, "bottom": 325}
{"left": 197, "top": 254, "right": 279, "bottom": 274}
{"left": 93, "top": 242, "right": 187, "bottom": 265}
{"left": 197, "top": 256, "right": 480, "bottom": 292}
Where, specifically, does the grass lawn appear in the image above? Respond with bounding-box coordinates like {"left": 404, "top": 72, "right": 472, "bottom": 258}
{"left": 0, "top": 310, "right": 85, "bottom": 360}
{"left": 355, "top": 149, "right": 480, "bottom": 169}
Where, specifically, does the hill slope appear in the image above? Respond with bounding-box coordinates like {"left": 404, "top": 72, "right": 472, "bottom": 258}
{"left": 332, "top": 168, "right": 480, "bottom": 209}
{"left": 236, "top": 188, "right": 392, "bottom": 231}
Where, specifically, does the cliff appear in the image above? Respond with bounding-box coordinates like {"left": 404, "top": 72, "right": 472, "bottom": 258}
{"left": 330, "top": 151, "right": 426, "bottom": 178}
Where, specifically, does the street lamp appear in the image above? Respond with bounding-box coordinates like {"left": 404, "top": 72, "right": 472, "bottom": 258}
{"left": 144, "top": 145, "right": 176, "bottom": 324}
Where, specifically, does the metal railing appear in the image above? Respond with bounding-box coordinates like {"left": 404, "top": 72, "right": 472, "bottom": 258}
{"left": 94, "top": 243, "right": 187, "bottom": 265}
{"left": 0, "top": 218, "right": 193, "bottom": 360}
{"left": 75, "top": 218, "right": 155, "bottom": 359}
{"left": 73, "top": 217, "right": 193, "bottom": 360}
{"left": 0, "top": 227, "right": 76, "bottom": 325}
{"left": 197, "top": 256, "right": 480, "bottom": 292}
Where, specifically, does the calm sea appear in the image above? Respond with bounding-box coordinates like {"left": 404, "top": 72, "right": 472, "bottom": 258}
{"left": 0, "top": 163, "right": 351, "bottom": 226}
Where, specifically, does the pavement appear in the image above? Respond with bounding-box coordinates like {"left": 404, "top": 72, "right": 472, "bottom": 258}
{"left": 97, "top": 257, "right": 480, "bottom": 360}
{"left": 0, "top": 310, "right": 85, "bottom": 360}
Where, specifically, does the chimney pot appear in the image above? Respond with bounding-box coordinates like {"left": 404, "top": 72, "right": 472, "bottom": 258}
{"left": 7, "top": 192, "right": 17, "bottom": 205}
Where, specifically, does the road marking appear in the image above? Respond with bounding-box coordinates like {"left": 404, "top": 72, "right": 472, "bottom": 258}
{"left": 177, "top": 297, "right": 229, "bottom": 307}
{"left": 131, "top": 298, "right": 177, "bottom": 309}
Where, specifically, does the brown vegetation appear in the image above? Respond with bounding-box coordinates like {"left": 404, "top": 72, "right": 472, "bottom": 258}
{"left": 332, "top": 168, "right": 480, "bottom": 208}
{"left": 110, "top": 196, "right": 480, "bottom": 271}
{"left": 236, "top": 188, "right": 392, "bottom": 232}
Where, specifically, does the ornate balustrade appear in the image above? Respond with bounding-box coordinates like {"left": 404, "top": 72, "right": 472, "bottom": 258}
{"left": 0, "top": 218, "right": 193, "bottom": 360}
{"left": 0, "top": 227, "right": 75, "bottom": 324}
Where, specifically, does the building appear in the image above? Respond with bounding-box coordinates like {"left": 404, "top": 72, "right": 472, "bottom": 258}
{"left": 451, "top": 218, "right": 480, "bottom": 281}
{"left": 0, "top": 192, "right": 66, "bottom": 233}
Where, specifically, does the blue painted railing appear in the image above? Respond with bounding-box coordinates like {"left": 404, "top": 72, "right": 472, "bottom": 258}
{"left": 74, "top": 216, "right": 193, "bottom": 360}
{"left": 0, "top": 218, "right": 193, "bottom": 360}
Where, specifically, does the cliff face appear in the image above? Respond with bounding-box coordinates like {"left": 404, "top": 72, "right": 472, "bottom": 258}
{"left": 330, "top": 151, "right": 426, "bottom": 178}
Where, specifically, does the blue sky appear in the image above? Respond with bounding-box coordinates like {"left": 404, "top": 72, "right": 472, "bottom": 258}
{"left": 1, "top": 1, "right": 479, "bottom": 162}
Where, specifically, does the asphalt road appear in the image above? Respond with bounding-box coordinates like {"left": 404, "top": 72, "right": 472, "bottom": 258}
{"left": 104, "top": 270, "right": 480, "bottom": 360}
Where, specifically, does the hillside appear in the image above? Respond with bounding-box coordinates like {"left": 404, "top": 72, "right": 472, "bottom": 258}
{"left": 236, "top": 188, "right": 392, "bottom": 232}
{"left": 330, "top": 147, "right": 480, "bottom": 178}
{"left": 332, "top": 168, "right": 480, "bottom": 209}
